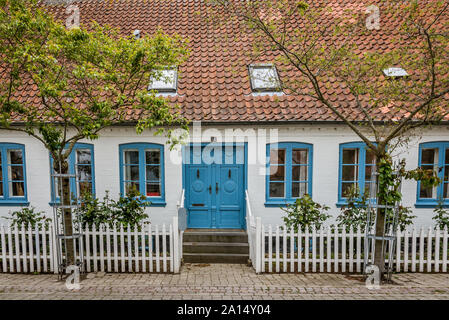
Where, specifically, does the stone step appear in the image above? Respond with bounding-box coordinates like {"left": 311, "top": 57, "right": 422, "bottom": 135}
{"left": 183, "top": 252, "right": 249, "bottom": 264}
{"left": 183, "top": 242, "right": 249, "bottom": 254}
{"left": 183, "top": 230, "right": 248, "bottom": 243}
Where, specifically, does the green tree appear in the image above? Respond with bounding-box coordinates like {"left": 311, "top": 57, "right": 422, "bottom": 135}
{"left": 0, "top": 0, "right": 189, "bottom": 265}
{"left": 210, "top": 0, "right": 449, "bottom": 279}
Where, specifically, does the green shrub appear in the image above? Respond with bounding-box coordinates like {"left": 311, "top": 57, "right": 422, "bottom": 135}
{"left": 281, "top": 194, "right": 330, "bottom": 232}
{"left": 336, "top": 185, "right": 415, "bottom": 232}
{"left": 433, "top": 198, "right": 449, "bottom": 230}
{"left": 75, "top": 188, "right": 150, "bottom": 228}
{"left": 7, "top": 206, "right": 51, "bottom": 229}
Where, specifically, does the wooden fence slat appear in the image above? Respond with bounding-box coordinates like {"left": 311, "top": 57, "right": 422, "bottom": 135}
{"left": 7, "top": 227, "right": 14, "bottom": 272}
{"left": 99, "top": 225, "right": 105, "bottom": 272}
{"left": 427, "top": 227, "right": 432, "bottom": 272}
{"left": 84, "top": 227, "right": 90, "bottom": 272}
{"left": 1, "top": 226, "right": 6, "bottom": 272}
{"left": 14, "top": 226, "right": 21, "bottom": 272}
{"left": 261, "top": 225, "right": 265, "bottom": 273}
{"left": 268, "top": 225, "right": 272, "bottom": 273}
{"left": 162, "top": 224, "right": 167, "bottom": 273}
{"left": 419, "top": 227, "right": 424, "bottom": 272}
{"left": 298, "top": 228, "right": 302, "bottom": 273}
{"left": 141, "top": 224, "right": 146, "bottom": 273}
{"left": 304, "top": 228, "right": 309, "bottom": 272}
{"left": 149, "top": 224, "right": 153, "bottom": 273}
{"left": 319, "top": 226, "right": 324, "bottom": 272}
{"left": 93, "top": 226, "right": 98, "bottom": 272}
{"left": 155, "top": 225, "right": 160, "bottom": 273}
{"left": 435, "top": 227, "right": 440, "bottom": 273}
{"left": 341, "top": 227, "right": 346, "bottom": 273}
{"left": 289, "top": 227, "right": 294, "bottom": 273}
{"left": 282, "top": 227, "right": 287, "bottom": 273}
{"left": 120, "top": 225, "right": 125, "bottom": 272}
{"left": 396, "top": 229, "right": 401, "bottom": 272}
{"left": 275, "top": 226, "right": 280, "bottom": 273}
{"left": 21, "top": 224, "right": 27, "bottom": 273}
{"left": 127, "top": 227, "right": 132, "bottom": 273}
{"left": 42, "top": 227, "right": 47, "bottom": 272}
{"left": 443, "top": 226, "right": 448, "bottom": 273}
{"left": 334, "top": 227, "right": 338, "bottom": 272}
{"left": 135, "top": 225, "right": 140, "bottom": 273}
{"left": 113, "top": 224, "right": 118, "bottom": 272}
{"left": 349, "top": 226, "right": 354, "bottom": 273}
{"left": 35, "top": 227, "right": 41, "bottom": 273}
{"left": 404, "top": 229, "right": 409, "bottom": 272}
{"left": 169, "top": 224, "right": 174, "bottom": 273}
{"left": 356, "top": 226, "right": 361, "bottom": 273}
{"left": 106, "top": 225, "right": 111, "bottom": 272}
{"left": 312, "top": 226, "right": 316, "bottom": 273}
{"left": 28, "top": 226, "right": 34, "bottom": 272}
{"left": 327, "top": 227, "right": 331, "bottom": 273}
{"left": 411, "top": 227, "right": 417, "bottom": 272}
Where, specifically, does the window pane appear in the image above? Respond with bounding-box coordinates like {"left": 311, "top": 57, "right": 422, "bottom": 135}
{"left": 421, "top": 148, "right": 437, "bottom": 164}
{"left": 444, "top": 183, "right": 449, "bottom": 199}
{"left": 270, "top": 149, "right": 285, "bottom": 165}
{"left": 342, "top": 182, "right": 358, "bottom": 197}
{"left": 8, "top": 150, "right": 23, "bottom": 164}
{"left": 250, "top": 66, "right": 279, "bottom": 90}
{"left": 124, "top": 150, "right": 139, "bottom": 164}
{"left": 10, "top": 181, "right": 24, "bottom": 196}
{"left": 76, "top": 149, "right": 91, "bottom": 164}
{"left": 292, "top": 166, "right": 307, "bottom": 181}
{"left": 79, "top": 182, "right": 92, "bottom": 197}
{"left": 9, "top": 166, "right": 23, "bottom": 181}
{"left": 445, "top": 165, "right": 449, "bottom": 181}
{"left": 269, "top": 165, "right": 285, "bottom": 181}
{"left": 77, "top": 165, "right": 92, "bottom": 181}
{"left": 366, "top": 150, "right": 376, "bottom": 165}
{"left": 125, "top": 165, "right": 139, "bottom": 181}
{"left": 365, "top": 165, "right": 376, "bottom": 181}
{"left": 420, "top": 184, "right": 437, "bottom": 199}
{"left": 446, "top": 149, "right": 449, "bottom": 164}
{"left": 269, "top": 182, "right": 284, "bottom": 198}
{"left": 145, "top": 149, "right": 160, "bottom": 164}
{"left": 342, "top": 165, "right": 358, "bottom": 181}
{"left": 146, "top": 183, "right": 161, "bottom": 197}
{"left": 146, "top": 166, "right": 160, "bottom": 181}
{"left": 125, "top": 182, "right": 140, "bottom": 195}
{"left": 292, "top": 182, "right": 307, "bottom": 198}
{"left": 292, "top": 149, "right": 308, "bottom": 164}
{"left": 342, "top": 149, "right": 358, "bottom": 164}
{"left": 364, "top": 182, "right": 376, "bottom": 195}
{"left": 0, "top": 182, "right": 2, "bottom": 196}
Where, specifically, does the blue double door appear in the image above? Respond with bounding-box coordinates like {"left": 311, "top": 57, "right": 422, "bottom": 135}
{"left": 184, "top": 144, "right": 245, "bottom": 229}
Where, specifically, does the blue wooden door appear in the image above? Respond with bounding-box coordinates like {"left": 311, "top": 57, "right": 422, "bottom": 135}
{"left": 184, "top": 145, "right": 245, "bottom": 229}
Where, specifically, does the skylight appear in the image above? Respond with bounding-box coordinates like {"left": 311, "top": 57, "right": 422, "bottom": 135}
{"left": 248, "top": 64, "right": 281, "bottom": 92}
{"left": 148, "top": 68, "right": 178, "bottom": 93}
{"left": 383, "top": 67, "right": 409, "bottom": 77}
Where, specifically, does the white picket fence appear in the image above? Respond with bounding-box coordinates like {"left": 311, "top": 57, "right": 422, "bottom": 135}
{"left": 250, "top": 224, "right": 449, "bottom": 273}
{"left": 0, "top": 217, "right": 182, "bottom": 274}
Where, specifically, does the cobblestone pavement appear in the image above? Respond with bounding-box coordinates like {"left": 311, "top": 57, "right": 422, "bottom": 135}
{"left": 0, "top": 263, "right": 448, "bottom": 300}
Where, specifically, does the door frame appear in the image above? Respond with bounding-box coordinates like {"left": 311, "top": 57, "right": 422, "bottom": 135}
{"left": 181, "top": 142, "right": 248, "bottom": 230}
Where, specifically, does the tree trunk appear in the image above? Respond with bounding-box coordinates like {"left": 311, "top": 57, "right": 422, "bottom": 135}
{"left": 55, "top": 159, "right": 76, "bottom": 266}
{"left": 373, "top": 153, "right": 387, "bottom": 280}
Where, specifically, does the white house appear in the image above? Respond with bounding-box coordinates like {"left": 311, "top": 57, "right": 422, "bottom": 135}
{"left": 0, "top": 0, "right": 448, "bottom": 231}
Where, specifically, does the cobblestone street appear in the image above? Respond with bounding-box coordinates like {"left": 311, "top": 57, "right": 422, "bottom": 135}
{"left": 0, "top": 263, "right": 448, "bottom": 300}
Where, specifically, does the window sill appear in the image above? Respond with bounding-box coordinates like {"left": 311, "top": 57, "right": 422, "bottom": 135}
{"left": 264, "top": 200, "right": 296, "bottom": 207}
{"left": 145, "top": 199, "right": 166, "bottom": 207}
{"left": 415, "top": 202, "right": 449, "bottom": 209}
{"left": 0, "top": 200, "right": 29, "bottom": 207}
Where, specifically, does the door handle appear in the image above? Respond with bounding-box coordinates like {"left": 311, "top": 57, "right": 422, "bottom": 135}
{"left": 208, "top": 185, "right": 212, "bottom": 194}
{"left": 216, "top": 182, "right": 219, "bottom": 194}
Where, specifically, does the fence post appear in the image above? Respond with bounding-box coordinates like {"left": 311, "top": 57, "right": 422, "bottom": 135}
{"left": 173, "top": 216, "right": 180, "bottom": 274}
{"left": 255, "top": 217, "right": 262, "bottom": 274}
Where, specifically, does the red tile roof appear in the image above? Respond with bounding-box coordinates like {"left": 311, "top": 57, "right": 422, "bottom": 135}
{"left": 6, "top": 0, "right": 449, "bottom": 123}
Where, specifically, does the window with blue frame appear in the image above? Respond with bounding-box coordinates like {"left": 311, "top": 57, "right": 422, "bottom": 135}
{"left": 50, "top": 143, "right": 95, "bottom": 202}
{"left": 265, "top": 142, "right": 313, "bottom": 205}
{"left": 0, "top": 143, "right": 27, "bottom": 205}
{"left": 338, "top": 142, "right": 376, "bottom": 204}
{"left": 417, "top": 142, "right": 449, "bottom": 207}
{"left": 119, "top": 143, "right": 165, "bottom": 206}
